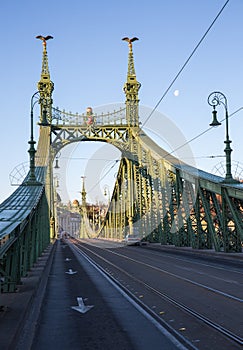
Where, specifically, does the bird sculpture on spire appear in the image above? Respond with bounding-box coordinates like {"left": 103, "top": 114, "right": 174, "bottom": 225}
{"left": 122, "top": 37, "right": 139, "bottom": 48}
{"left": 36, "top": 35, "right": 53, "bottom": 47}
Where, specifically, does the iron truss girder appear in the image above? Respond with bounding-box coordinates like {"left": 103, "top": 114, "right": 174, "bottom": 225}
{"left": 49, "top": 123, "right": 243, "bottom": 252}
{"left": 221, "top": 188, "right": 243, "bottom": 252}
{"left": 51, "top": 125, "right": 130, "bottom": 154}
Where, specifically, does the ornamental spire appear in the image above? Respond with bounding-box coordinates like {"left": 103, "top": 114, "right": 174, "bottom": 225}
{"left": 36, "top": 35, "right": 53, "bottom": 76}
{"left": 122, "top": 37, "right": 138, "bottom": 76}
{"left": 36, "top": 35, "right": 54, "bottom": 124}
{"left": 81, "top": 176, "right": 87, "bottom": 206}
{"left": 122, "top": 37, "right": 141, "bottom": 127}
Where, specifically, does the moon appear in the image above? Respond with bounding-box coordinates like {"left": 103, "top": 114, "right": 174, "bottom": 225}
{"left": 174, "top": 89, "right": 179, "bottom": 97}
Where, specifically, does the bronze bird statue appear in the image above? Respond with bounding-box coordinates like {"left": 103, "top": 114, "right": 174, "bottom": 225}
{"left": 36, "top": 35, "right": 53, "bottom": 46}
{"left": 122, "top": 37, "right": 139, "bottom": 48}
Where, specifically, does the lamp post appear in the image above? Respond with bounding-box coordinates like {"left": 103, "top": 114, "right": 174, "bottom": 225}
{"left": 54, "top": 151, "right": 61, "bottom": 169}
{"left": 104, "top": 185, "right": 110, "bottom": 203}
{"left": 207, "top": 91, "right": 239, "bottom": 184}
{"left": 25, "top": 91, "right": 42, "bottom": 185}
{"left": 53, "top": 174, "right": 60, "bottom": 235}
{"left": 104, "top": 185, "right": 111, "bottom": 238}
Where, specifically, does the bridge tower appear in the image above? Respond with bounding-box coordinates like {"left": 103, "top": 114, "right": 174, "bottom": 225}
{"left": 120, "top": 37, "right": 141, "bottom": 236}
{"left": 123, "top": 37, "right": 141, "bottom": 127}
{"left": 35, "top": 35, "right": 56, "bottom": 238}
{"left": 36, "top": 35, "right": 54, "bottom": 124}
{"left": 80, "top": 176, "right": 89, "bottom": 238}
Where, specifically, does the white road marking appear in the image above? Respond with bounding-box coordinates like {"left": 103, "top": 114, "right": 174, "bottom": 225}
{"left": 71, "top": 297, "right": 94, "bottom": 314}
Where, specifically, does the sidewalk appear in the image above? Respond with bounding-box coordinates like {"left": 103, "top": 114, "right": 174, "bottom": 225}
{"left": 0, "top": 243, "right": 55, "bottom": 350}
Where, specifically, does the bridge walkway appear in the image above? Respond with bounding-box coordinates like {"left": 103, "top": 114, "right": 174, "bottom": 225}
{"left": 0, "top": 243, "right": 53, "bottom": 349}
{"left": 0, "top": 240, "right": 183, "bottom": 350}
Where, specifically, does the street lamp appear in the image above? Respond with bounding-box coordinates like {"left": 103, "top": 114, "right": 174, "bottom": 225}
{"left": 104, "top": 185, "right": 110, "bottom": 203}
{"left": 104, "top": 185, "right": 112, "bottom": 238}
{"left": 208, "top": 91, "right": 239, "bottom": 184}
{"left": 25, "top": 91, "right": 42, "bottom": 185}
{"left": 54, "top": 151, "right": 61, "bottom": 169}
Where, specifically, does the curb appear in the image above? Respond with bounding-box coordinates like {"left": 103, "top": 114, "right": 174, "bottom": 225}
{"left": 0, "top": 241, "right": 56, "bottom": 350}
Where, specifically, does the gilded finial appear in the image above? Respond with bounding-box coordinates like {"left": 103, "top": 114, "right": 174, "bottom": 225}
{"left": 122, "top": 37, "right": 139, "bottom": 49}
{"left": 36, "top": 35, "right": 53, "bottom": 48}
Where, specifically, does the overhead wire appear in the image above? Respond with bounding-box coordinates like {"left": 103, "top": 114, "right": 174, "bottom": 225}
{"left": 65, "top": 1, "right": 231, "bottom": 197}
{"left": 66, "top": 102, "right": 241, "bottom": 196}
{"left": 163, "top": 106, "right": 243, "bottom": 159}
{"left": 59, "top": 156, "right": 120, "bottom": 161}
{"left": 141, "top": 0, "right": 230, "bottom": 129}
{"left": 88, "top": 159, "right": 120, "bottom": 194}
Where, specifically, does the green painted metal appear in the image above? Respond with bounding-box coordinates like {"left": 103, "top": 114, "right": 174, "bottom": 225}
{"left": 1, "top": 35, "right": 243, "bottom": 294}
{"left": 221, "top": 188, "right": 243, "bottom": 252}
{"left": 37, "top": 36, "right": 54, "bottom": 125}
{"left": 0, "top": 37, "right": 53, "bottom": 292}
{"left": 0, "top": 189, "right": 50, "bottom": 292}
{"left": 198, "top": 187, "right": 217, "bottom": 250}
{"left": 123, "top": 37, "right": 141, "bottom": 127}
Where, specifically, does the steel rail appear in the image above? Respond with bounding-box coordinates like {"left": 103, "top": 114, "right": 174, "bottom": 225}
{"left": 103, "top": 248, "right": 243, "bottom": 303}
{"left": 69, "top": 239, "right": 197, "bottom": 350}
{"left": 72, "top": 239, "right": 243, "bottom": 347}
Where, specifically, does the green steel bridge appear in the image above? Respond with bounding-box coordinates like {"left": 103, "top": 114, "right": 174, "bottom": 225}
{"left": 0, "top": 37, "right": 243, "bottom": 292}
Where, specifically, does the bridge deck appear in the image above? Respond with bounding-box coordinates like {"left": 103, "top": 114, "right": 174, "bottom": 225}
{"left": 1, "top": 239, "right": 242, "bottom": 349}
{"left": 0, "top": 240, "right": 186, "bottom": 350}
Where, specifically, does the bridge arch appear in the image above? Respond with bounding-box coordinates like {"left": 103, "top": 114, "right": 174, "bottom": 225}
{"left": 53, "top": 138, "right": 121, "bottom": 203}
{"left": 21, "top": 34, "right": 243, "bottom": 252}
{"left": 1, "top": 35, "right": 243, "bottom": 294}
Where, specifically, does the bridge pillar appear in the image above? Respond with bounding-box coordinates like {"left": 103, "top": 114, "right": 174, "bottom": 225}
{"left": 128, "top": 216, "right": 133, "bottom": 236}
{"left": 50, "top": 216, "right": 55, "bottom": 240}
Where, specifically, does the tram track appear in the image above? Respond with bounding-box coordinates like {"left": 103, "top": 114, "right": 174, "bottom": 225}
{"left": 101, "top": 247, "right": 242, "bottom": 303}
{"left": 70, "top": 239, "right": 243, "bottom": 350}
{"left": 69, "top": 240, "right": 197, "bottom": 350}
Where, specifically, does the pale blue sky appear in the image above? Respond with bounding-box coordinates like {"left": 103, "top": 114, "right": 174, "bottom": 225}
{"left": 1, "top": 0, "right": 243, "bottom": 204}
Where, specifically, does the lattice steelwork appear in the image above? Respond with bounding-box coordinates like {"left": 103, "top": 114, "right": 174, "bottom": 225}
{"left": 47, "top": 38, "right": 243, "bottom": 252}
{"left": 98, "top": 128, "right": 243, "bottom": 252}
{"left": 1, "top": 36, "right": 243, "bottom": 293}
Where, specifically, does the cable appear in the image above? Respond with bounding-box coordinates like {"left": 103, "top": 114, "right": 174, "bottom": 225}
{"left": 59, "top": 157, "right": 120, "bottom": 161}
{"left": 163, "top": 106, "right": 243, "bottom": 159}
{"left": 178, "top": 155, "right": 225, "bottom": 160}
{"left": 141, "top": 0, "right": 230, "bottom": 129}
{"left": 88, "top": 159, "right": 120, "bottom": 194}
{"left": 69, "top": 105, "right": 241, "bottom": 195}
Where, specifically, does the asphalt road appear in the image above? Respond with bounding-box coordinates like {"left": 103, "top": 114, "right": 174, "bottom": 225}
{"left": 70, "top": 239, "right": 243, "bottom": 350}
{"left": 26, "top": 239, "right": 184, "bottom": 350}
